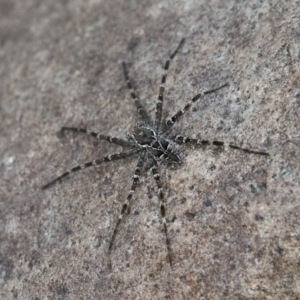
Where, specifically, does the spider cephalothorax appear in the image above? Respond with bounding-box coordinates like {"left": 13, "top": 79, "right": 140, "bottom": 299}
{"left": 130, "top": 121, "right": 183, "bottom": 166}
{"left": 42, "top": 38, "right": 268, "bottom": 265}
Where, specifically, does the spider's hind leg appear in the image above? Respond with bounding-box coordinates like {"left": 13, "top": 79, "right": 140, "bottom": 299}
{"left": 42, "top": 150, "right": 138, "bottom": 190}
{"left": 151, "top": 163, "right": 173, "bottom": 266}
{"left": 108, "top": 154, "right": 144, "bottom": 251}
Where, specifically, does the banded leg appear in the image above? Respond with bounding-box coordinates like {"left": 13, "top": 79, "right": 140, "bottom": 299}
{"left": 173, "top": 135, "right": 269, "bottom": 156}
{"left": 165, "top": 83, "right": 229, "bottom": 131}
{"left": 62, "top": 127, "right": 130, "bottom": 147}
{"left": 122, "top": 62, "right": 149, "bottom": 121}
{"left": 155, "top": 38, "right": 185, "bottom": 129}
{"left": 151, "top": 164, "right": 172, "bottom": 266}
{"left": 42, "top": 150, "right": 139, "bottom": 189}
{"left": 108, "top": 154, "right": 144, "bottom": 251}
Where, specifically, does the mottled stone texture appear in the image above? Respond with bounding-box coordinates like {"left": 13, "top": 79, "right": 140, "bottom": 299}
{"left": 0, "top": 0, "right": 299, "bottom": 299}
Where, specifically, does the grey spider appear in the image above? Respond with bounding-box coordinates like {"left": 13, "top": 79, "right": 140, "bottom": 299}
{"left": 42, "top": 38, "right": 269, "bottom": 265}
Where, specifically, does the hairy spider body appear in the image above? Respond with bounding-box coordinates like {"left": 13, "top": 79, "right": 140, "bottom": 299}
{"left": 130, "top": 122, "right": 183, "bottom": 165}
{"left": 42, "top": 38, "right": 269, "bottom": 265}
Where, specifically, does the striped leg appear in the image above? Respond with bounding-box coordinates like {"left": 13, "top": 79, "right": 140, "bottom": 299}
{"left": 151, "top": 164, "right": 172, "bottom": 266}
{"left": 165, "top": 83, "right": 229, "bottom": 131}
{"left": 42, "top": 150, "right": 138, "bottom": 189}
{"left": 173, "top": 135, "right": 269, "bottom": 156}
{"left": 155, "top": 38, "right": 185, "bottom": 129}
{"left": 62, "top": 127, "right": 130, "bottom": 147}
{"left": 108, "top": 155, "right": 143, "bottom": 251}
{"left": 122, "top": 62, "right": 149, "bottom": 121}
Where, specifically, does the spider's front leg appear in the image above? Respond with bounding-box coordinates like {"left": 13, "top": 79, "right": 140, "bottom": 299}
{"left": 61, "top": 126, "right": 130, "bottom": 147}
{"left": 173, "top": 135, "right": 269, "bottom": 156}
{"left": 165, "top": 83, "right": 229, "bottom": 131}
{"left": 155, "top": 38, "right": 185, "bottom": 129}
{"left": 122, "top": 62, "right": 150, "bottom": 122}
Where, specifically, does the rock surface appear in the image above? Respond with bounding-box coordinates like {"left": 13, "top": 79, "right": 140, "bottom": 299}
{"left": 0, "top": 0, "right": 299, "bottom": 299}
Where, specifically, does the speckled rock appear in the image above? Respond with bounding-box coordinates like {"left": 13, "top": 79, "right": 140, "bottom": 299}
{"left": 0, "top": 0, "right": 299, "bottom": 299}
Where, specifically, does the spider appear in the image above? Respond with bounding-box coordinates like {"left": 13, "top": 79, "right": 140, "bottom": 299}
{"left": 42, "top": 38, "right": 269, "bottom": 265}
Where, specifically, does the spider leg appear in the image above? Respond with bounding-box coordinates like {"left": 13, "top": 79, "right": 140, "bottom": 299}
{"left": 42, "top": 149, "right": 139, "bottom": 189}
{"left": 165, "top": 83, "right": 229, "bottom": 131}
{"left": 108, "top": 154, "right": 144, "bottom": 251}
{"left": 155, "top": 38, "right": 185, "bottom": 129}
{"left": 122, "top": 62, "right": 150, "bottom": 121}
{"left": 173, "top": 135, "right": 269, "bottom": 156}
{"left": 151, "top": 163, "right": 172, "bottom": 266}
{"left": 61, "top": 127, "right": 130, "bottom": 147}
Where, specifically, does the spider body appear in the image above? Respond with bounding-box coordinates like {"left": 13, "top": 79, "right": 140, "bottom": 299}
{"left": 42, "top": 38, "right": 269, "bottom": 265}
{"left": 130, "top": 121, "right": 183, "bottom": 166}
